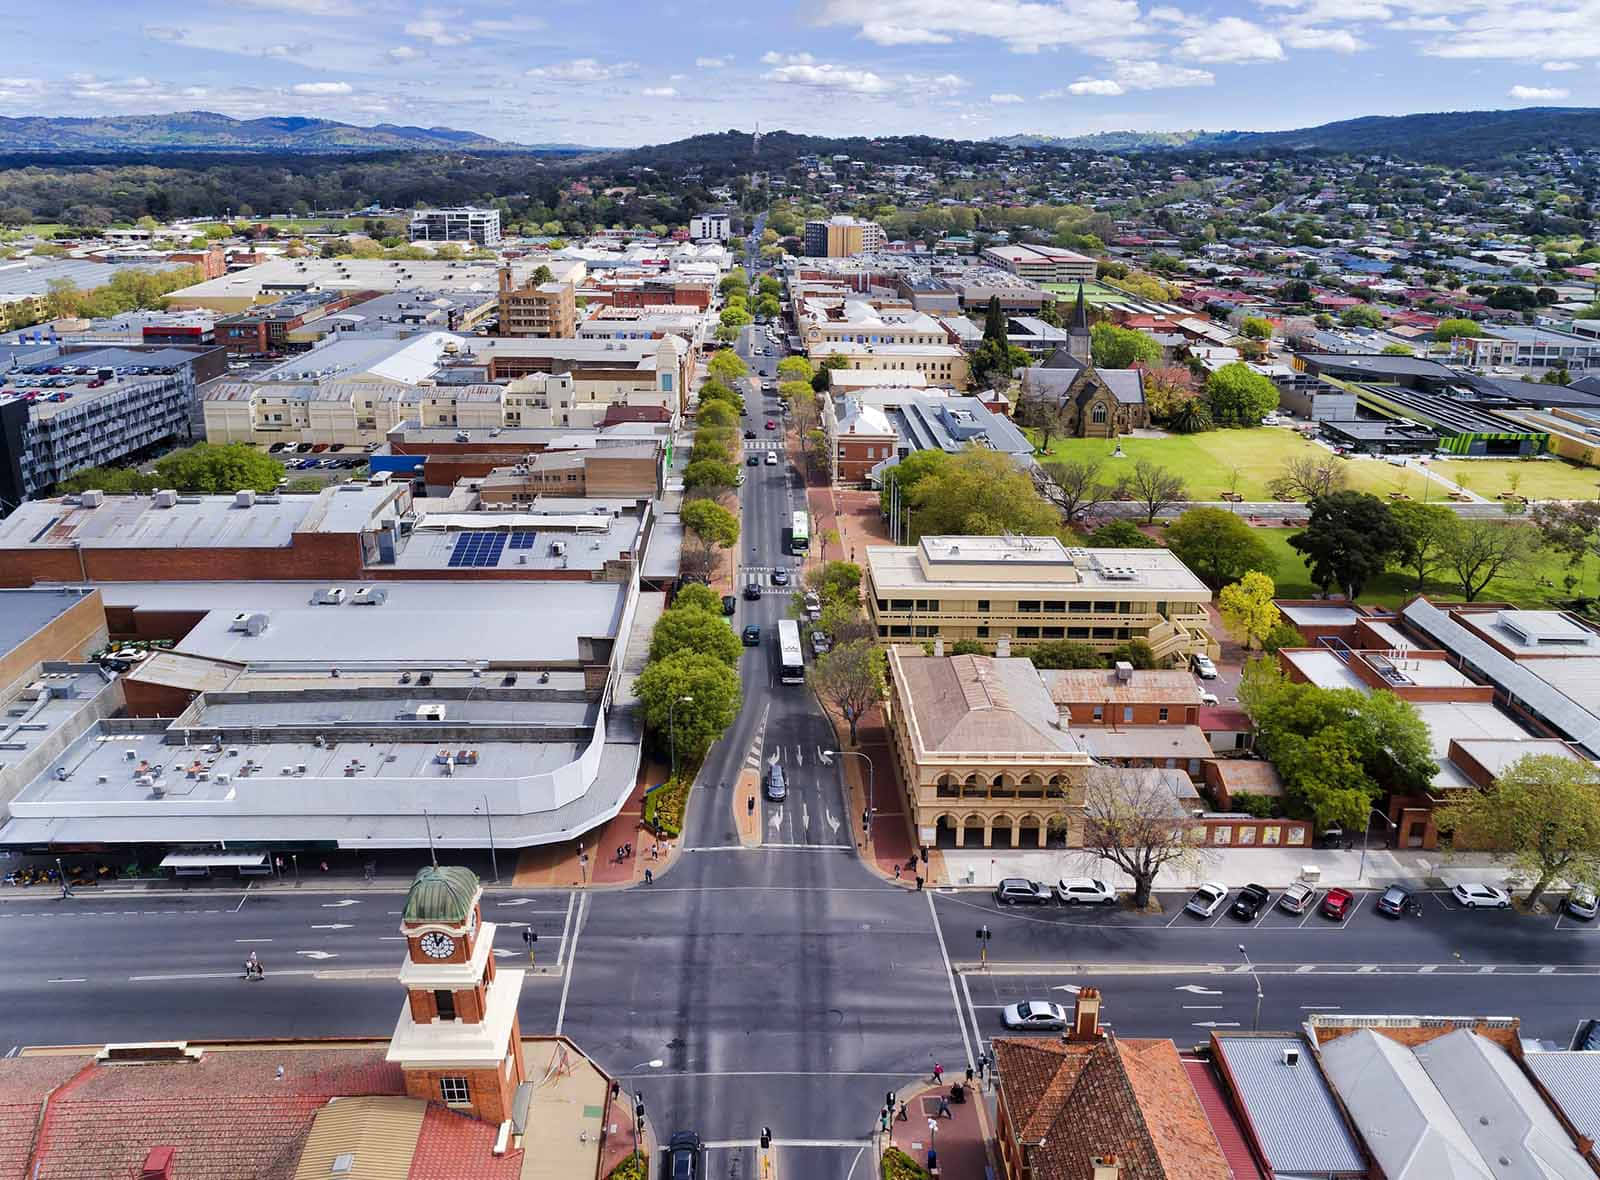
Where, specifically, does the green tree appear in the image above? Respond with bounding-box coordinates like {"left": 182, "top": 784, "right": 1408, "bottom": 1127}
{"left": 1288, "top": 491, "right": 1402, "bottom": 599}
{"left": 1170, "top": 398, "right": 1213, "bottom": 434}
{"left": 878, "top": 449, "right": 948, "bottom": 519}
{"left": 650, "top": 606, "right": 742, "bottom": 667}
{"left": 1437, "top": 519, "right": 1537, "bottom": 601}
{"left": 1204, "top": 363, "right": 1279, "bottom": 426}
{"left": 152, "top": 443, "right": 284, "bottom": 493}
{"left": 755, "top": 294, "right": 781, "bottom": 319}
{"left": 697, "top": 400, "right": 737, "bottom": 428}
{"left": 969, "top": 338, "right": 1031, "bottom": 390}
{"left": 1240, "top": 316, "right": 1272, "bottom": 340}
{"left": 776, "top": 356, "right": 813, "bottom": 384}
{"left": 707, "top": 350, "right": 749, "bottom": 386}
{"left": 1435, "top": 317, "right": 1483, "bottom": 341}
{"left": 1090, "top": 322, "right": 1161, "bottom": 369}
{"left": 1381, "top": 343, "right": 1414, "bottom": 356}
{"left": 1026, "top": 639, "right": 1104, "bottom": 669}
{"left": 720, "top": 305, "right": 752, "bottom": 329}
{"left": 1261, "top": 620, "right": 1306, "bottom": 654}
{"left": 635, "top": 649, "right": 741, "bottom": 763}
{"left": 672, "top": 584, "right": 723, "bottom": 614}
{"left": 1218, "top": 570, "right": 1281, "bottom": 650}
{"left": 699, "top": 379, "right": 745, "bottom": 416}
{"left": 906, "top": 449, "right": 1061, "bottom": 538}
{"left": 55, "top": 466, "right": 159, "bottom": 495}
{"left": 982, "top": 295, "right": 1007, "bottom": 344}
{"left": 809, "top": 640, "right": 886, "bottom": 745}
{"left": 531, "top": 264, "right": 554, "bottom": 283}
{"left": 1086, "top": 519, "right": 1157, "bottom": 548}
{"left": 1436, "top": 755, "right": 1600, "bottom": 912}
{"left": 1165, "top": 507, "right": 1276, "bottom": 588}
{"left": 683, "top": 459, "right": 739, "bottom": 494}
{"left": 1339, "top": 303, "right": 1385, "bottom": 328}
{"left": 806, "top": 560, "right": 862, "bottom": 607}
{"left": 1108, "top": 639, "right": 1158, "bottom": 669}
{"left": 718, "top": 267, "right": 749, "bottom": 296}
{"left": 681, "top": 498, "right": 740, "bottom": 550}
{"left": 1388, "top": 500, "right": 1457, "bottom": 591}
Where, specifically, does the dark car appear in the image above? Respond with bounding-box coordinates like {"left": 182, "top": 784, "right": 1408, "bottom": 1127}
{"left": 1230, "top": 883, "right": 1270, "bottom": 921}
{"left": 1320, "top": 886, "right": 1355, "bottom": 920}
{"left": 747, "top": 455, "right": 759, "bottom": 466}
{"left": 743, "top": 583, "right": 761, "bottom": 601}
{"left": 994, "top": 878, "right": 1052, "bottom": 905}
{"left": 668, "top": 1131, "right": 702, "bottom": 1180}
{"left": 744, "top": 430, "right": 756, "bottom": 439}
{"left": 741, "top": 624, "right": 761, "bottom": 646}
{"left": 1375, "top": 884, "right": 1414, "bottom": 918}
{"left": 720, "top": 594, "right": 737, "bottom": 616}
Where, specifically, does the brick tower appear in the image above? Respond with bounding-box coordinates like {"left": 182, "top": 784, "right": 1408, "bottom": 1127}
{"left": 385, "top": 865, "right": 526, "bottom": 1124}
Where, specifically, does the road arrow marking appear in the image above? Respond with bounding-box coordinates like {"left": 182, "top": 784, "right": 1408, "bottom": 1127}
{"left": 795, "top": 746, "right": 803, "bottom": 767}
{"left": 768, "top": 809, "right": 784, "bottom": 833}
{"left": 1051, "top": 984, "right": 1082, "bottom": 995}
{"left": 818, "top": 749, "right": 834, "bottom": 767}
{"left": 801, "top": 802, "right": 810, "bottom": 832}
{"left": 296, "top": 950, "right": 338, "bottom": 960}
{"left": 497, "top": 898, "right": 534, "bottom": 907}
{"left": 492, "top": 949, "right": 518, "bottom": 958}
{"left": 320, "top": 899, "right": 359, "bottom": 908}
{"left": 311, "top": 923, "right": 353, "bottom": 930}
{"left": 825, "top": 809, "right": 840, "bottom": 836}
{"left": 1192, "top": 1021, "right": 1241, "bottom": 1029}
{"left": 1175, "top": 985, "right": 1222, "bottom": 995}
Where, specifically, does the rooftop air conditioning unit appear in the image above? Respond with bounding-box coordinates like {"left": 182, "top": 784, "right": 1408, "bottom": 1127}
{"left": 414, "top": 704, "right": 447, "bottom": 721}
{"left": 351, "top": 586, "right": 388, "bottom": 606}
{"left": 152, "top": 489, "right": 178, "bottom": 508}
{"left": 1282, "top": 1047, "right": 1300, "bottom": 1066}
{"left": 229, "top": 611, "right": 269, "bottom": 636}
{"left": 310, "top": 586, "right": 346, "bottom": 606}
{"left": 79, "top": 489, "right": 104, "bottom": 508}
{"left": 233, "top": 489, "right": 256, "bottom": 508}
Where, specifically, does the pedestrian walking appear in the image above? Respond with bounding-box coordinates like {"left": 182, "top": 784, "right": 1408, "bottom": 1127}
{"left": 894, "top": 864, "right": 902, "bottom": 880}
{"left": 931, "top": 1063, "right": 943, "bottom": 1084}
{"left": 965, "top": 1065, "right": 975, "bottom": 1087}
{"left": 896, "top": 1102, "right": 908, "bottom": 1123}
{"left": 643, "top": 868, "right": 653, "bottom": 885}
{"left": 880, "top": 1106, "right": 890, "bottom": 1132}
{"left": 937, "top": 1095, "right": 951, "bottom": 1119}
{"left": 651, "top": 843, "right": 660, "bottom": 860}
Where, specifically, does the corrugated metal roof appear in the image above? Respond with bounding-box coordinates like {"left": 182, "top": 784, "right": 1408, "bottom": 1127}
{"left": 1212, "top": 1035, "right": 1366, "bottom": 1177}
{"left": 1401, "top": 599, "right": 1600, "bottom": 757}
{"left": 291, "top": 1094, "right": 425, "bottom": 1180}
{"left": 1523, "top": 1053, "right": 1600, "bottom": 1165}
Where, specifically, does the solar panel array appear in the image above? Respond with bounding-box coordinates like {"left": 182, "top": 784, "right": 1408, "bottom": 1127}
{"left": 509, "top": 531, "right": 536, "bottom": 550}
{"left": 448, "top": 531, "right": 507, "bottom": 568}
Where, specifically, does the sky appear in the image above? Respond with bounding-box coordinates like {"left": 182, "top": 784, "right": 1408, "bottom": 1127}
{"left": 2, "top": 0, "right": 1597, "bottom": 147}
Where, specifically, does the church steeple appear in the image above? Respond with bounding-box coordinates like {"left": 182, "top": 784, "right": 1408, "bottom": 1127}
{"left": 1067, "top": 279, "right": 1091, "bottom": 365}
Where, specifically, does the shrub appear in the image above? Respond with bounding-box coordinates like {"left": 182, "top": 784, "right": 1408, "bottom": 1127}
{"left": 1228, "top": 791, "right": 1280, "bottom": 819}
{"left": 643, "top": 778, "right": 690, "bottom": 837}
{"left": 882, "top": 1148, "right": 930, "bottom": 1180}
{"left": 606, "top": 1153, "right": 647, "bottom": 1180}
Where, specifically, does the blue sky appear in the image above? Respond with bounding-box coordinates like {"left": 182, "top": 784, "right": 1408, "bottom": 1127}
{"left": 3, "top": 0, "right": 1596, "bottom": 146}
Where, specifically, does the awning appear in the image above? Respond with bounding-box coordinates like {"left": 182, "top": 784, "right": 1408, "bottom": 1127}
{"left": 159, "top": 851, "right": 269, "bottom": 869}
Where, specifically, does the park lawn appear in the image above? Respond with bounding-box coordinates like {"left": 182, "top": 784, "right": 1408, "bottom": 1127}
{"left": 1248, "top": 526, "right": 1597, "bottom": 611}
{"left": 1029, "top": 428, "right": 1427, "bottom": 502}
{"left": 1429, "top": 457, "right": 1600, "bottom": 502}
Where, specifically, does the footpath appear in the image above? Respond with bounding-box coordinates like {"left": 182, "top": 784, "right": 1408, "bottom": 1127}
{"left": 879, "top": 1068, "right": 995, "bottom": 1180}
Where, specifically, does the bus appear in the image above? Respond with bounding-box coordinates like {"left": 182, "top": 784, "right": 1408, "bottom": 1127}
{"left": 775, "top": 619, "right": 806, "bottom": 685}
{"left": 790, "top": 511, "right": 810, "bottom": 555}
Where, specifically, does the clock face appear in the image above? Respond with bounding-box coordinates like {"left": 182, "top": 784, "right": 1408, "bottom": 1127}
{"left": 419, "top": 932, "right": 456, "bottom": 959}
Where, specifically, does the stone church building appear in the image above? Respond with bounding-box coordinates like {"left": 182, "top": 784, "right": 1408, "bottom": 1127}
{"left": 1018, "top": 283, "right": 1149, "bottom": 439}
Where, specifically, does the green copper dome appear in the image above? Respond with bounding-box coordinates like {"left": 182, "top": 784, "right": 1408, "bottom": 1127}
{"left": 402, "top": 866, "right": 481, "bottom": 923}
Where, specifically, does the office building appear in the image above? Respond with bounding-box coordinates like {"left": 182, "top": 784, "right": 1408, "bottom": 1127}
{"left": 497, "top": 266, "right": 577, "bottom": 338}
{"left": 981, "top": 244, "right": 1098, "bottom": 283}
{"left": 803, "top": 216, "right": 887, "bottom": 258}
{"left": 408, "top": 206, "right": 502, "bottom": 246}
{"left": 689, "top": 212, "right": 732, "bottom": 242}
{"left": 864, "top": 536, "right": 1216, "bottom": 663}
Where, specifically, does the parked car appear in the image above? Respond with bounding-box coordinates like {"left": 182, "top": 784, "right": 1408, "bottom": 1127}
{"left": 1451, "top": 883, "right": 1511, "bottom": 909}
{"left": 765, "top": 763, "right": 787, "bottom": 802}
{"left": 764, "top": 419, "right": 777, "bottom": 430}
{"left": 803, "top": 591, "right": 821, "bottom": 619}
{"left": 1185, "top": 882, "right": 1228, "bottom": 919}
{"left": 1375, "top": 884, "right": 1415, "bottom": 918}
{"left": 668, "top": 1131, "right": 703, "bottom": 1180}
{"left": 1567, "top": 886, "right": 1598, "bottom": 920}
{"left": 810, "top": 630, "right": 831, "bottom": 655}
{"left": 1191, "top": 653, "right": 1219, "bottom": 679}
{"left": 720, "top": 595, "right": 737, "bottom": 616}
{"left": 1001, "top": 1001, "right": 1067, "bottom": 1030}
{"left": 1278, "top": 882, "right": 1317, "bottom": 915}
{"left": 1055, "top": 878, "right": 1117, "bottom": 905}
{"left": 1231, "top": 883, "right": 1271, "bottom": 920}
{"left": 1320, "top": 886, "right": 1355, "bottom": 920}
{"left": 994, "top": 878, "right": 1052, "bottom": 905}
{"left": 741, "top": 624, "right": 761, "bottom": 646}
{"left": 1198, "top": 690, "right": 1219, "bottom": 706}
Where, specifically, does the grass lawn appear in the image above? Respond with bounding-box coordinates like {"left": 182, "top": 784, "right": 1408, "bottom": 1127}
{"left": 1029, "top": 428, "right": 1448, "bottom": 503}
{"left": 1250, "top": 526, "right": 1600, "bottom": 610}
{"left": 1430, "top": 457, "right": 1600, "bottom": 502}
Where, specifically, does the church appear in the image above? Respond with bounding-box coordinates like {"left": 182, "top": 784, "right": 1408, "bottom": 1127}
{"left": 1019, "top": 282, "right": 1150, "bottom": 439}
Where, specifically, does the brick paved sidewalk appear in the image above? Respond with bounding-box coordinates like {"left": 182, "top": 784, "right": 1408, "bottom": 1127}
{"left": 884, "top": 1079, "right": 992, "bottom": 1179}
{"left": 512, "top": 759, "right": 674, "bottom": 888}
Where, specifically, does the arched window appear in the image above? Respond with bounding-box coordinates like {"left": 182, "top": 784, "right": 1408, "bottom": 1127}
{"left": 1091, "top": 403, "right": 1108, "bottom": 425}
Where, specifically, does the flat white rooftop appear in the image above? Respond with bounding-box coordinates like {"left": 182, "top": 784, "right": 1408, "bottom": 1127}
{"left": 1414, "top": 701, "right": 1537, "bottom": 790}
{"left": 1277, "top": 604, "right": 1361, "bottom": 626}
{"left": 1281, "top": 649, "right": 1369, "bottom": 692}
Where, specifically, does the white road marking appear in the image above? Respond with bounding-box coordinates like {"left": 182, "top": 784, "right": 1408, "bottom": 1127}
{"left": 1192, "top": 1020, "right": 1241, "bottom": 1028}
{"left": 310, "top": 923, "right": 353, "bottom": 930}
{"left": 296, "top": 950, "right": 337, "bottom": 960}
{"left": 47, "top": 977, "right": 86, "bottom": 983}
{"left": 1182, "top": 1005, "right": 1224, "bottom": 1010}
{"left": 235, "top": 938, "right": 274, "bottom": 944}
{"left": 1175, "top": 985, "right": 1222, "bottom": 995}
{"left": 555, "top": 892, "right": 587, "bottom": 1034}
{"left": 320, "top": 899, "right": 359, "bottom": 908}
{"left": 928, "top": 889, "right": 974, "bottom": 1069}
{"left": 234, "top": 883, "right": 251, "bottom": 913}
{"left": 703, "top": 1138, "right": 870, "bottom": 1149}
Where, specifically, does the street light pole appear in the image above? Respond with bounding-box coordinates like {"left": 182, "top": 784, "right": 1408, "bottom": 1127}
{"left": 826, "top": 749, "right": 875, "bottom": 845}
{"left": 422, "top": 809, "right": 437, "bottom": 867}
{"left": 479, "top": 795, "right": 499, "bottom": 884}
{"left": 1358, "top": 807, "right": 1400, "bottom": 881}
{"left": 668, "top": 695, "right": 694, "bottom": 781}
{"left": 1239, "top": 944, "right": 1263, "bottom": 1031}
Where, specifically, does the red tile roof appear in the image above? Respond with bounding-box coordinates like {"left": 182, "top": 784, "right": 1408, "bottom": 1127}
{"left": 406, "top": 1103, "right": 523, "bottom": 1180}
{"left": 0, "top": 1056, "right": 94, "bottom": 1180}
{"left": 1182, "top": 1058, "right": 1266, "bottom": 1180}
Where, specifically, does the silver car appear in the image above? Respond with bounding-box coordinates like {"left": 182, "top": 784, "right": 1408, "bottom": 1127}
{"left": 1001, "top": 1000, "right": 1067, "bottom": 1030}
{"left": 1568, "top": 885, "right": 1597, "bottom": 920}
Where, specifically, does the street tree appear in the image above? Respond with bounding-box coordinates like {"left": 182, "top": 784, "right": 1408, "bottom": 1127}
{"left": 672, "top": 584, "right": 723, "bottom": 614}
{"left": 649, "top": 606, "right": 743, "bottom": 667}
{"left": 720, "top": 305, "right": 752, "bottom": 329}
{"left": 1081, "top": 766, "right": 1207, "bottom": 909}
{"left": 1165, "top": 507, "right": 1275, "bottom": 588}
{"left": 678, "top": 535, "right": 721, "bottom": 584}
{"left": 1090, "top": 322, "right": 1162, "bottom": 369}
{"left": 681, "top": 498, "right": 739, "bottom": 550}
{"left": 809, "top": 640, "right": 886, "bottom": 746}
{"left": 776, "top": 356, "right": 813, "bottom": 384}
{"left": 707, "top": 350, "right": 749, "bottom": 386}
{"left": 152, "top": 443, "right": 285, "bottom": 494}
{"left": 1219, "top": 571, "right": 1281, "bottom": 651}
{"left": 1240, "top": 316, "right": 1273, "bottom": 340}
{"left": 683, "top": 459, "right": 739, "bottom": 495}
{"left": 1388, "top": 500, "right": 1458, "bottom": 591}
{"left": 696, "top": 399, "right": 737, "bottom": 428}
{"left": 635, "top": 649, "right": 741, "bottom": 764}
{"left": 1204, "top": 363, "right": 1279, "bottom": 426}
{"left": 1041, "top": 458, "right": 1116, "bottom": 522}
{"left": 1288, "top": 491, "right": 1402, "bottom": 599}
{"left": 1437, "top": 519, "right": 1537, "bottom": 601}
{"left": 805, "top": 560, "right": 862, "bottom": 607}
{"left": 1437, "top": 755, "right": 1600, "bottom": 912}
{"left": 1267, "top": 454, "right": 1346, "bottom": 501}
{"left": 1117, "top": 458, "right": 1188, "bottom": 524}
{"left": 717, "top": 268, "right": 749, "bottom": 296}
{"left": 1086, "top": 519, "right": 1159, "bottom": 548}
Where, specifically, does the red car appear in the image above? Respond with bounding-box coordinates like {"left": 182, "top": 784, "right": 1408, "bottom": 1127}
{"left": 764, "top": 420, "right": 776, "bottom": 430}
{"left": 1320, "top": 887, "right": 1354, "bottom": 920}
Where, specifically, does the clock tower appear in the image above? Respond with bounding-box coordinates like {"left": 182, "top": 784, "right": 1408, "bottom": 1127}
{"left": 386, "top": 865, "right": 527, "bottom": 1124}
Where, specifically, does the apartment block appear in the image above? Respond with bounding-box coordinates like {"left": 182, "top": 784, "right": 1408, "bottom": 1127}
{"left": 408, "top": 207, "right": 502, "bottom": 246}
{"left": 497, "top": 268, "right": 577, "bottom": 338}
{"left": 689, "top": 212, "right": 732, "bottom": 242}
{"left": 215, "top": 290, "right": 365, "bottom": 354}
{"left": 803, "top": 216, "right": 887, "bottom": 258}
{"left": 864, "top": 536, "right": 1216, "bottom": 664}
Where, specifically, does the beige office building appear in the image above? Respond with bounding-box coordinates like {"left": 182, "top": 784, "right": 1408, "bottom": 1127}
{"left": 865, "top": 537, "right": 1216, "bottom": 664}
{"left": 805, "top": 341, "right": 969, "bottom": 389}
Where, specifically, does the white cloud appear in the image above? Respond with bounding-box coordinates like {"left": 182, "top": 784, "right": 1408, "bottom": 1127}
{"left": 817, "top": 0, "right": 1148, "bottom": 56}
{"left": 526, "top": 58, "right": 638, "bottom": 82}
{"left": 1509, "top": 84, "right": 1570, "bottom": 98}
{"left": 1109, "top": 59, "right": 1214, "bottom": 88}
{"left": 1386, "top": 16, "right": 1452, "bottom": 30}
{"left": 695, "top": 55, "right": 731, "bottom": 68}
{"left": 1544, "top": 60, "right": 1581, "bottom": 70}
{"left": 761, "top": 52, "right": 967, "bottom": 97}
{"left": 642, "top": 86, "right": 678, "bottom": 96}
{"left": 1147, "top": 6, "right": 1191, "bottom": 21}
{"left": 1177, "top": 17, "right": 1284, "bottom": 61}
{"left": 1426, "top": 5, "right": 1600, "bottom": 62}
{"left": 143, "top": 25, "right": 183, "bottom": 41}
{"left": 403, "top": 16, "right": 471, "bottom": 46}
{"left": 990, "top": 92, "right": 1025, "bottom": 102}
{"left": 859, "top": 22, "right": 953, "bottom": 44}
{"left": 234, "top": 0, "right": 350, "bottom": 12}
{"left": 1067, "top": 78, "right": 1126, "bottom": 94}
{"left": 1278, "top": 26, "right": 1368, "bottom": 51}
{"left": 385, "top": 46, "right": 421, "bottom": 62}
{"left": 290, "top": 81, "right": 353, "bottom": 95}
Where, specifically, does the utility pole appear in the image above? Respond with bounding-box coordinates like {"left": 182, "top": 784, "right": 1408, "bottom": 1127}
{"left": 1239, "top": 944, "right": 1263, "bottom": 1031}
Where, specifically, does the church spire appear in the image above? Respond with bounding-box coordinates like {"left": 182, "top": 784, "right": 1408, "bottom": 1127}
{"left": 1067, "top": 278, "right": 1091, "bottom": 364}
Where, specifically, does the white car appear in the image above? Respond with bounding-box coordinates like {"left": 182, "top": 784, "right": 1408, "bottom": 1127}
{"left": 1198, "top": 690, "right": 1219, "bottom": 706}
{"left": 1452, "top": 883, "right": 1511, "bottom": 909}
{"left": 1567, "top": 885, "right": 1597, "bottom": 920}
{"left": 1001, "top": 1000, "right": 1067, "bottom": 1030}
{"left": 1191, "top": 654, "right": 1219, "bottom": 680}
{"left": 1056, "top": 878, "right": 1117, "bottom": 905}
{"left": 1185, "top": 882, "right": 1229, "bottom": 918}
{"left": 1278, "top": 882, "right": 1317, "bottom": 914}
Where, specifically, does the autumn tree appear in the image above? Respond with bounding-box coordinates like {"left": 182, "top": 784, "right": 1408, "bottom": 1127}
{"left": 1081, "top": 766, "right": 1207, "bottom": 909}
{"left": 809, "top": 640, "right": 886, "bottom": 746}
{"left": 1219, "top": 571, "right": 1281, "bottom": 651}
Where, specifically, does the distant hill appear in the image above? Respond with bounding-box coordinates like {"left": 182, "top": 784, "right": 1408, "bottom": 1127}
{"left": 0, "top": 111, "right": 593, "bottom": 153}
{"left": 992, "top": 107, "right": 1600, "bottom": 164}
{"left": 618, "top": 129, "right": 1008, "bottom": 172}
